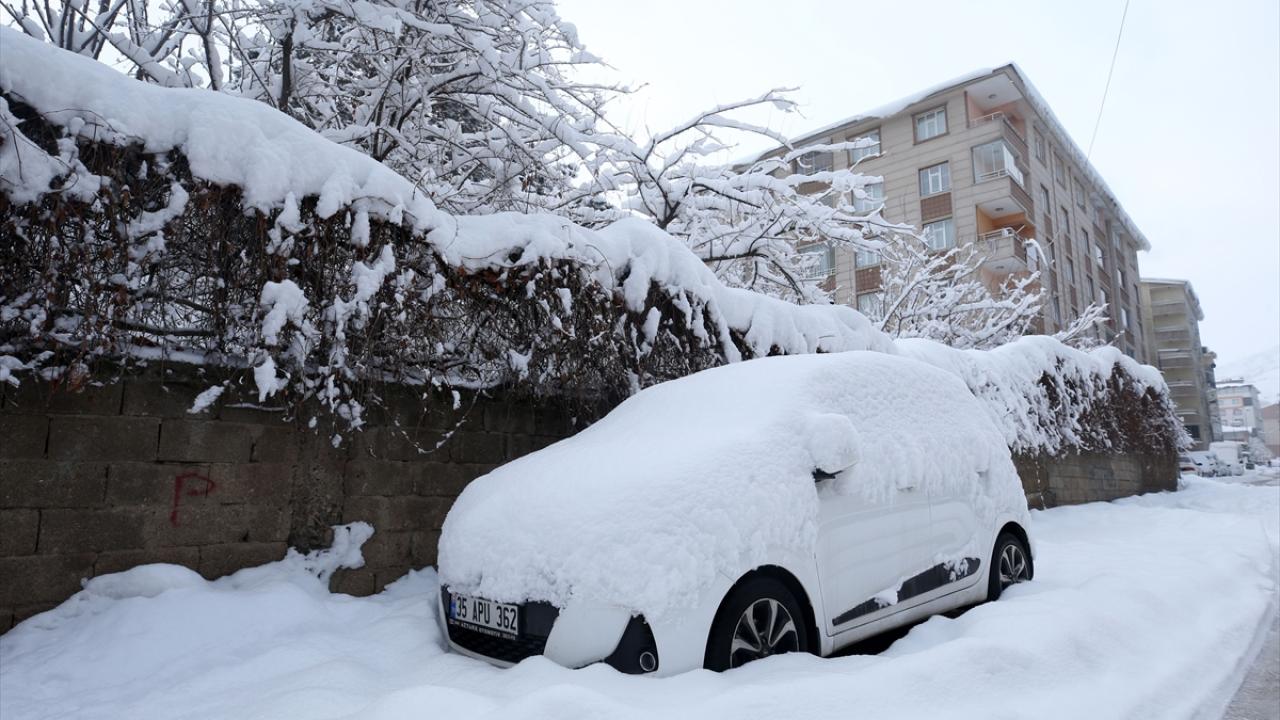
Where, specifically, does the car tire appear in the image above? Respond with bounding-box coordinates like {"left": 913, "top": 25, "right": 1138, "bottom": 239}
{"left": 987, "top": 532, "right": 1033, "bottom": 601}
{"left": 704, "top": 575, "right": 810, "bottom": 671}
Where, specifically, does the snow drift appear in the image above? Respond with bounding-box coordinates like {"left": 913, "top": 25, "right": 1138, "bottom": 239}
{"left": 2, "top": 475, "right": 1276, "bottom": 719}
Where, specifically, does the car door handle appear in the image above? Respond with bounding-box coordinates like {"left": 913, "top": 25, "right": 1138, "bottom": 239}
{"left": 898, "top": 484, "right": 918, "bottom": 491}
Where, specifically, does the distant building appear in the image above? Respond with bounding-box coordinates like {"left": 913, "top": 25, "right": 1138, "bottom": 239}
{"left": 1262, "top": 404, "right": 1280, "bottom": 457}
{"left": 1201, "top": 347, "right": 1223, "bottom": 444}
{"left": 751, "top": 64, "right": 1151, "bottom": 361}
{"left": 1140, "top": 279, "right": 1216, "bottom": 449}
{"left": 1217, "top": 382, "right": 1263, "bottom": 441}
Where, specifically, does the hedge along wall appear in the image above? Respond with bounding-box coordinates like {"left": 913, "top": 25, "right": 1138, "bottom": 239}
{"left": 0, "top": 365, "right": 573, "bottom": 631}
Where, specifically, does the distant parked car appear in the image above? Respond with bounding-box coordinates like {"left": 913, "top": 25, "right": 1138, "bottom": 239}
{"left": 437, "top": 352, "right": 1034, "bottom": 675}
{"left": 1187, "top": 451, "right": 1220, "bottom": 477}
{"left": 1209, "top": 441, "right": 1246, "bottom": 476}
{"left": 1177, "top": 454, "right": 1198, "bottom": 475}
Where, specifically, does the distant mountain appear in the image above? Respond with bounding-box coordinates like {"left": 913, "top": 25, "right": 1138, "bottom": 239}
{"left": 1216, "top": 344, "right": 1280, "bottom": 404}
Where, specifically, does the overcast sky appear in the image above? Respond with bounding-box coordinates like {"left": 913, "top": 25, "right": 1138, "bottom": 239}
{"left": 557, "top": 0, "right": 1280, "bottom": 368}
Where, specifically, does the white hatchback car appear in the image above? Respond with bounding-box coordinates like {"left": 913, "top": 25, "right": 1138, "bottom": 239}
{"left": 437, "top": 352, "right": 1033, "bottom": 675}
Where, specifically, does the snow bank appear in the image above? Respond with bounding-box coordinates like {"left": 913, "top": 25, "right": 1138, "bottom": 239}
{"left": 439, "top": 351, "right": 1023, "bottom": 619}
{"left": 2, "top": 476, "right": 1275, "bottom": 720}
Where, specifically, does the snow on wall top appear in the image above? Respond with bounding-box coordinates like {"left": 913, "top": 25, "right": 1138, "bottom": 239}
{"left": 439, "top": 351, "right": 1027, "bottom": 618}
{"left": 0, "top": 28, "right": 895, "bottom": 369}
{"left": 439, "top": 213, "right": 896, "bottom": 359}
{"left": 0, "top": 28, "right": 439, "bottom": 226}
{"left": 897, "top": 335, "right": 1169, "bottom": 455}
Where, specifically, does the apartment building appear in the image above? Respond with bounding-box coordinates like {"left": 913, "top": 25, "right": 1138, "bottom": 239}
{"left": 1216, "top": 381, "right": 1263, "bottom": 440}
{"left": 1139, "top": 279, "right": 1216, "bottom": 448}
{"left": 1262, "top": 403, "right": 1280, "bottom": 458}
{"left": 1202, "top": 347, "right": 1223, "bottom": 444}
{"left": 757, "top": 64, "right": 1151, "bottom": 361}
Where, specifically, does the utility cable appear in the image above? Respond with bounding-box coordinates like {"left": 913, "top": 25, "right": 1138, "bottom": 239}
{"left": 1087, "top": 0, "right": 1131, "bottom": 158}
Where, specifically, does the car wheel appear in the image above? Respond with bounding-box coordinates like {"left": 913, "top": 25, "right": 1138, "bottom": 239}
{"left": 987, "top": 532, "right": 1032, "bottom": 601}
{"left": 704, "top": 575, "right": 810, "bottom": 671}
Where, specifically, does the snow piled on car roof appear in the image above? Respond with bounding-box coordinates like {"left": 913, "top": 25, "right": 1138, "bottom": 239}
{"left": 439, "top": 351, "right": 1025, "bottom": 619}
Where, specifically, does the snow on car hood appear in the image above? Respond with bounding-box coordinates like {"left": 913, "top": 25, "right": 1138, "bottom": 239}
{"left": 439, "top": 351, "right": 1024, "bottom": 620}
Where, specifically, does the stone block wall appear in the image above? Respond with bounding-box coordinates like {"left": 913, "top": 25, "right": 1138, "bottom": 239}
{"left": 0, "top": 366, "right": 571, "bottom": 631}
{"left": 1014, "top": 449, "right": 1178, "bottom": 510}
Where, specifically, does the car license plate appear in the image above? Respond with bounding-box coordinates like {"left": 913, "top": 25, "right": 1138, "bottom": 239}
{"left": 448, "top": 593, "right": 520, "bottom": 638}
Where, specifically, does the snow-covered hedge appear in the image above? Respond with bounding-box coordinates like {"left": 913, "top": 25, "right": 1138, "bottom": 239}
{"left": 0, "top": 30, "right": 1182, "bottom": 456}
{"left": 0, "top": 29, "right": 889, "bottom": 430}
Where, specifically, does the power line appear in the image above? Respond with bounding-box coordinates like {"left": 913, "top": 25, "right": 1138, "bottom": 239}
{"left": 1087, "top": 0, "right": 1131, "bottom": 159}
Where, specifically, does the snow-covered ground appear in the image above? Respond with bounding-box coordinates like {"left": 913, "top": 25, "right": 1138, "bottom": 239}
{"left": 2, "top": 472, "right": 1277, "bottom": 720}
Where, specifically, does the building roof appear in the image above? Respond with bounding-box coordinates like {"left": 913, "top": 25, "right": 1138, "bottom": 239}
{"left": 749, "top": 63, "right": 1152, "bottom": 252}
{"left": 1142, "top": 278, "right": 1205, "bottom": 321}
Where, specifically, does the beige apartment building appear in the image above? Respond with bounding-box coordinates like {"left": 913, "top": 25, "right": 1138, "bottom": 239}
{"left": 1139, "top": 279, "right": 1218, "bottom": 448}
{"left": 758, "top": 64, "right": 1152, "bottom": 361}
{"left": 1216, "top": 381, "right": 1263, "bottom": 440}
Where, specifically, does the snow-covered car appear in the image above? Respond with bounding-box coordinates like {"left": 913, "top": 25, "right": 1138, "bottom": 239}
{"left": 1187, "top": 451, "right": 1220, "bottom": 477}
{"left": 437, "top": 352, "right": 1033, "bottom": 675}
{"left": 1177, "top": 454, "right": 1198, "bottom": 475}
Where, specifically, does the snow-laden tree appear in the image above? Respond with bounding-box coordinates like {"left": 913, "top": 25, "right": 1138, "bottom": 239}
{"left": 862, "top": 232, "right": 1112, "bottom": 351}
{"left": 2, "top": 0, "right": 907, "bottom": 302}
{"left": 865, "top": 234, "right": 1043, "bottom": 350}
{"left": 578, "top": 92, "right": 902, "bottom": 303}
{"left": 1, "top": 0, "right": 618, "bottom": 215}
{"left": 1247, "top": 435, "right": 1273, "bottom": 464}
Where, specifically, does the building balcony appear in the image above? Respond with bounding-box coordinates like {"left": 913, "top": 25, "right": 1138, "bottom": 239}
{"left": 971, "top": 174, "right": 1034, "bottom": 222}
{"left": 968, "top": 111, "right": 1028, "bottom": 159}
{"left": 973, "top": 228, "right": 1029, "bottom": 274}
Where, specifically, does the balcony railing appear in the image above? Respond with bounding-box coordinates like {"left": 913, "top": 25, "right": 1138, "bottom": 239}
{"left": 969, "top": 111, "right": 1028, "bottom": 157}
{"left": 975, "top": 164, "right": 1025, "bottom": 187}
{"left": 974, "top": 228, "right": 1028, "bottom": 272}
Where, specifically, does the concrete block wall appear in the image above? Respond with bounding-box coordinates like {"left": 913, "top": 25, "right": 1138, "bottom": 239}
{"left": 0, "top": 367, "right": 570, "bottom": 631}
{"left": 1014, "top": 449, "right": 1177, "bottom": 510}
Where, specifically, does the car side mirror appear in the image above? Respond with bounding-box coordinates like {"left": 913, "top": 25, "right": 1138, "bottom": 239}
{"left": 807, "top": 413, "right": 860, "bottom": 481}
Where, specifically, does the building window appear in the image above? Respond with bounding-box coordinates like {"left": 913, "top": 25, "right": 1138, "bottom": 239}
{"left": 923, "top": 218, "right": 955, "bottom": 250}
{"left": 849, "top": 128, "right": 881, "bottom": 163}
{"left": 1065, "top": 256, "right": 1075, "bottom": 284}
{"left": 1053, "top": 298, "right": 1063, "bottom": 324}
{"left": 795, "top": 151, "right": 832, "bottom": 175}
{"left": 1053, "top": 150, "right": 1066, "bottom": 186}
{"left": 1059, "top": 206, "right": 1070, "bottom": 235}
{"left": 1086, "top": 276, "right": 1096, "bottom": 301}
{"left": 919, "top": 162, "right": 951, "bottom": 197}
{"left": 1117, "top": 267, "right": 1126, "bottom": 290}
{"left": 852, "top": 182, "right": 884, "bottom": 213}
{"left": 1100, "top": 289, "right": 1108, "bottom": 308}
{"left": 1074, "top": 178, "right": 1086, "bottom": 209}
{"left": 1034, "top": 128, "right": 1046, "bottom": 163}
{"left": 855, "top": 249, "right": 880, "bottom": 268}
{"left": 798, "top": 243, "right": 835, "bottom": 279}
{"left": 1093, "top": 242, "right": 1105, "bottom": 266}
{"left": 914, "top": 107, "right": 947, "bottom": 142}
{"left": 857, "top": 291, "right": 883, "bottom": 317}
{"left": 972, "top": 140, "right": 1024, "bottom": 186}
{"left": 1120, "top": 307, "right": 1129, "bottom": 328}
{"left": 1040, "top": 185, "right": 1051, "bottom": 215}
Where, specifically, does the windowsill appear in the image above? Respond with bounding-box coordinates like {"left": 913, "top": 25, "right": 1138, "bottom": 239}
{"left": 913, "top": 130, "right": 949, "bottom": 145}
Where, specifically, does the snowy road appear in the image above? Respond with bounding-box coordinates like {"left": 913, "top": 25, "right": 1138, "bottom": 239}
{"left": 2, "top": 472, "right": 1277, "bottom": 720}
